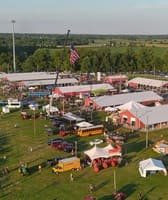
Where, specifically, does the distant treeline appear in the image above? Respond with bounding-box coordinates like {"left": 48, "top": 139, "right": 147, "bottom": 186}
{"left": 0, "top": 33, "right": 168, "bottom": 73}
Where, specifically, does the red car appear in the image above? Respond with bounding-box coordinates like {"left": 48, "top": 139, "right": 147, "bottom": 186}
{"left": 50, "top": 139, "right": 65, "bottom": 148}
{"left": 57, "top": 142, "right": 73, "bottom": 150}
{"left": 113, "top": 192, "right": 126, "bottom": 200}
{"left": 59, "top": 130, "right": 71, "bottom": 137}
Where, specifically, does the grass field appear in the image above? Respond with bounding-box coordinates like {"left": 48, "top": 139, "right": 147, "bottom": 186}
{"left": 0, "top": 110, "right": 168, "bottom": 200}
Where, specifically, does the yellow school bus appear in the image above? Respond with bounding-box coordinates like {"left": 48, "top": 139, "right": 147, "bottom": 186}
{"left": 77, "top": 124, "right": 104, "bottom": 137}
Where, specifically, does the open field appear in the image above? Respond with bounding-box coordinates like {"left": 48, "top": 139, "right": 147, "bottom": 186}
{"left": 0, "top": 110, "right": 168, "bottom": 200}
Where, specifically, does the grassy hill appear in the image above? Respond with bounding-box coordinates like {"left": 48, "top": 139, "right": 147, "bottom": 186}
{"left": 0, "top": 110, "right": 168, "bottom": 200}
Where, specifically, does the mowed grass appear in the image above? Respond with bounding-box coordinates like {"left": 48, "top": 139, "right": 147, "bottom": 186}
{"left": 0, "top": 110, "right": 168, "bottom": 200}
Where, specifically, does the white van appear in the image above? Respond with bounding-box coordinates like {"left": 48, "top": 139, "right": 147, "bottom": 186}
{"left": 7, "top": 98, "right": 22, "bottom": 109}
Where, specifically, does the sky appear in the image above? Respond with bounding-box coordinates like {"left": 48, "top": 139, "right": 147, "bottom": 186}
{"left": 0, "top": 0, "right": 168, "bottom": 34}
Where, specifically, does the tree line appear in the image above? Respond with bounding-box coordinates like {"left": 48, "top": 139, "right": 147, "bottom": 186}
{"left": 0, "top": 34, "right": 168, "bottom": 73}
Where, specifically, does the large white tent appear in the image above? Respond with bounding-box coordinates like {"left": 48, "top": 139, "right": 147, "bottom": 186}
{"left": 84, "top": 144, "right": 122, "bottom": 161}
{"left": 139, "top": 158, "right": 167, "bottom": 178}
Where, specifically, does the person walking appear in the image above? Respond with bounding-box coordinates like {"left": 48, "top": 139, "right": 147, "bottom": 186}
{"left": 38, "top": 164, "right": 42, "bottom": 173}
{"left": 138, "top": 191, "right": 142, "bottom": 200}
{"left": 70, "top": 173, "right": 74, "bottom": 181}
{"left": 89, "top": 183, "right": 94, "bottom": 193}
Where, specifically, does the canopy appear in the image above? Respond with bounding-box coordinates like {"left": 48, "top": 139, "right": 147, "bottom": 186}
{"left": 84, "top": 144, "right": 122, "bottom": 161}
{"left": 29, "top": 103, "right": 39, "bottom": 111}
{"left": 139, "top": 158, "right": 167, "bottom": 178}
{"left": 76, "top": 121, "right": 93, "bottom": 128}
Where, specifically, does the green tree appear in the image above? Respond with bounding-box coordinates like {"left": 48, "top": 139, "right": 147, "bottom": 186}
{"left": 137, "top": 47, "right": 154, "bottom": 72}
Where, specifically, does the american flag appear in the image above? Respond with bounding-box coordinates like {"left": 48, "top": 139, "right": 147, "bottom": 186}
{"left": 70, "top": 43, "right": 80, "bottom": 65}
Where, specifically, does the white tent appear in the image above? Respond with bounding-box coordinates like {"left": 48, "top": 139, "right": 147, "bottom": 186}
{"left": 44, "top": 104, "right": 59, "bottom": 113}
{"left": 139, "top": 158, "right": 167, "bottom": 178}
{"left": 84, "top": 144, "right": 122, "bottom": 161}
{"left": 76, "top": 121, "right": 93, "bottom": 128}
{"left": 29, "top": 104, "right": 39, "bottom": 111}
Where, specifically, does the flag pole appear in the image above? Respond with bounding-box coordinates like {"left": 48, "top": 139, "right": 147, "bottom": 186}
{"left": 49, "top": 30, "right": 70, "bottom": 115}
{"left": 54, "top": 29, "right": 70, "bottom": 86}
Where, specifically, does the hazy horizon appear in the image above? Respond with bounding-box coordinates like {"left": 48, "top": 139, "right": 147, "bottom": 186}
{"left": 0, "top": 0, "right": 168, "bottom": 35}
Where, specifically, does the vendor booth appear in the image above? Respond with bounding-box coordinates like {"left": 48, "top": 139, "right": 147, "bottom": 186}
{"left": 84, "top": 144, "right": 122, "bottom": 161}
{"left": 43, "top": 104, "right": 59, "bottom": 114}
{"left": 84, "top": 144, "right": 122, "bottom": 172}
{"left": 139, "top": 158, "right": 167, "bottom": 178}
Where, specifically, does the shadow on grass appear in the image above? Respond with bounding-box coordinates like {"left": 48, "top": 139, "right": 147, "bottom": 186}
{"left": 95, "top": 179, "right": 110, "bottom": 192}
{"left": 142, "top": 186, "right": 157, "bottom": 200}
{"left": 0, "top": 133, "right": 11, "bottom": 177}
{"left": 98, "top": 194, "right": 113, "bottom": 200}
{"left": 99, "top": 183, "right": 137, "bottom": 200}
{"left": 28, "top": 161, "right": 47, "bottom": 175}
{"left": 119, "top": 183, "right": 137, "bottom": 198}
{"left": 126, "top": 140, "right": 147, "bottom": 154}
{"left": 37, "top": 180, "right": 59, "bottom": 194}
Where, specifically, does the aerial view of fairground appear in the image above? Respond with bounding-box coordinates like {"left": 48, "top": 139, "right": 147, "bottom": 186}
{"left": 1, "top": 1, "right": 168, "bottom": 200}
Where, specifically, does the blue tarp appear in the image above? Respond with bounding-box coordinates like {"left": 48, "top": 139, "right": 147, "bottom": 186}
{"left": 28, "top": 91, "right": 50, "bottom": 97}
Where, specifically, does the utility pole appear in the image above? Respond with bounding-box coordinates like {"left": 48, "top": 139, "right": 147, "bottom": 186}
{"left": 75, "top": 141, "right": 77, "bottom": 156}
{"left": 11, "top": 20, "right": 16, "bottom": 73}
{"left": 146, "top": 115, "right": 149, "bottom": 148}
{"left": 113, "top": 168, "right": 117, "bottom": 192}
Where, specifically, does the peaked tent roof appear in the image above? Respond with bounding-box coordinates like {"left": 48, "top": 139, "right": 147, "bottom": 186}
{"left": 84, "top": 144, "right": 122, "bottom": 161}
{"left": 76, "top": 121, "right": 93, "bottom": 128}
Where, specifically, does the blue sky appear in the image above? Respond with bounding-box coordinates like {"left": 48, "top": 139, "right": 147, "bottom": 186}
{"left": 0, "top": 0, "right": 168, "bottom": 34}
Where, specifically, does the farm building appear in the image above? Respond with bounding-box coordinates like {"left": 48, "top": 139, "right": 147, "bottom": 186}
{"left": 0, "top": 72, "right": 79, "bottom": 88}
{"left": 54, "top": 83, "right": 116, "bottom": 97}
{"left": 84, "top": 91, "right": 163, "bottom": 110}
{"left": 118, "top": 101, "right": 168, "bottom": 130}
{"left": 128, "top": 77, "right": 168, "bottom": 94}
{"left": 104, "top": 75, "right": 128, "bottom": 85}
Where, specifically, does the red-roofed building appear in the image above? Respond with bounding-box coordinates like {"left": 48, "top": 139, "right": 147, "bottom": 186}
{"left": 104, "top": 75, "right": 128, "bottom": 85}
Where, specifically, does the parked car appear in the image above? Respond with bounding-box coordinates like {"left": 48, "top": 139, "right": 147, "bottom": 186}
{"left": 63, "top": 145, "right": 75, "bottom": 153}
{"left": 57, "top": 142, "right": 75, "bottom": 152}
{"left": 59, "top": 130, "right": 71, "bottom": 137}
{"left": 48, "top": 138, "right": 65, "bottom": 146}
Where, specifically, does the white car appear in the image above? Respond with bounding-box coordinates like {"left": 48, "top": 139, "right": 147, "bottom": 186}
{"left": 89, "top": 139, "right": 103, "bottom": 146}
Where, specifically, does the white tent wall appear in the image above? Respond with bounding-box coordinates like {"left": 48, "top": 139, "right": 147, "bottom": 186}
{"left": 139, "top": 158, "right": 167, "bottom": 178}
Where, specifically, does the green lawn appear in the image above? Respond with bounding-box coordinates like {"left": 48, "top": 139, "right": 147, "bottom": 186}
{"left": 0, "top": 110, "right": 168, "bottom": 200}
